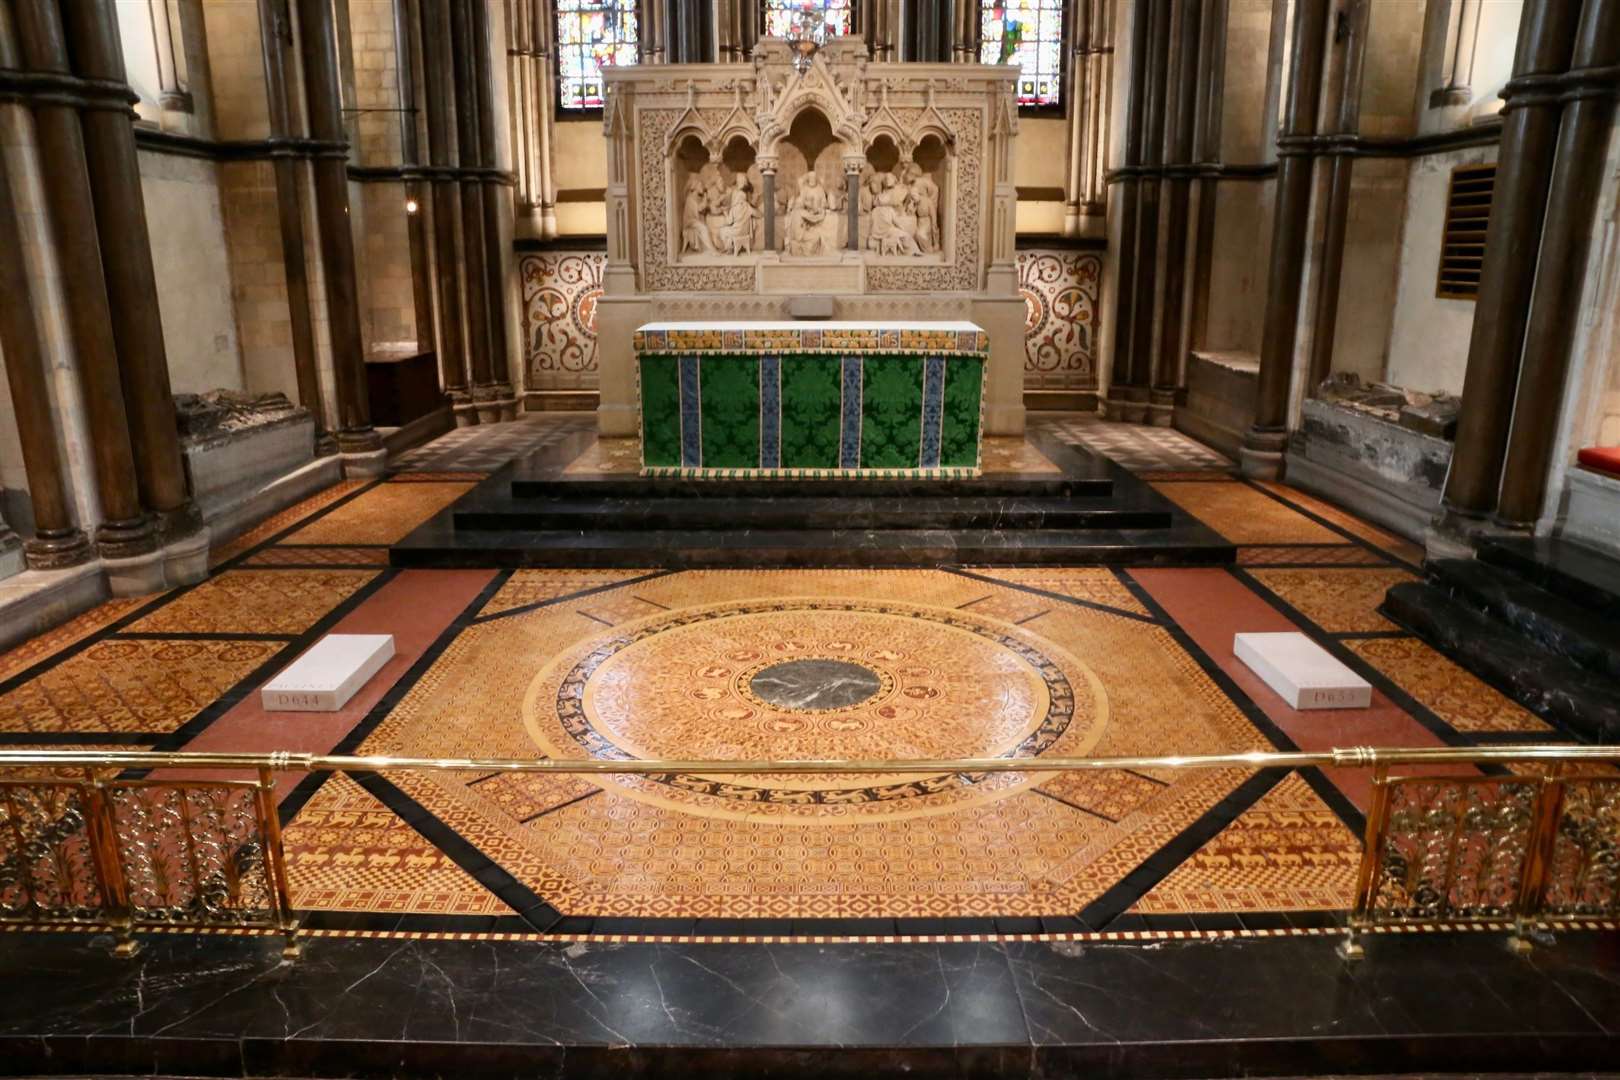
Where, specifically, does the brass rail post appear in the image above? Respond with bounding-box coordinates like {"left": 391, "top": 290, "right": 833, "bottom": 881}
{"left": 256, "top": 767, "right": 302, "bottom": 959}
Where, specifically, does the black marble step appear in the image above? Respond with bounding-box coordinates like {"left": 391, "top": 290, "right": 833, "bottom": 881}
{"left": 510, "top": 473, "right": 1113, "bottom": 500}
{"left": 1477, "top": 536, "right": 1620, "bottom": 618}
{"left": 392, "top": 522, "right": 1235, "bottom": 568}
{"left": 1429, "top": 557, "right": 1620, "bottom": 683}
{"left": 1382, "top": 581, "right": 1620, "bottom": 743}
{"left": 454, "top": 494, "right": 1170, "bottom": 532}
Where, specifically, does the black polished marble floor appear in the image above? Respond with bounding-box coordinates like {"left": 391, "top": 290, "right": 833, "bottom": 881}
{"left": 1, "top": 929, "right": 1617, "bottom": 1077}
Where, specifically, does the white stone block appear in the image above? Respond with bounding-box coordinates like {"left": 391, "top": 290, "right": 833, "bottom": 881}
{"left": 261, "top": 634, "right": 395, "bottom": 712}
{"left": 1233, "top": 632, "right": 1372, "bottom": 710}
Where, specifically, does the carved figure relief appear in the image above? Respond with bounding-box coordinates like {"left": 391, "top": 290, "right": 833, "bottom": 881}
{"left": 785, "top": 172, "right": 837, "bottom": 255}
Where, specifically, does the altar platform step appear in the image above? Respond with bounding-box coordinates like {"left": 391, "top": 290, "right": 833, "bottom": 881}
{"left": 451, "top": 493, "right": 1170, "bottom": 533}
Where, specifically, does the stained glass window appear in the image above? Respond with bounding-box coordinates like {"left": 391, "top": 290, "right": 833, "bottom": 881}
{"left": 762, "top": 0, "right": 853, "bottom": 39}
{"left": 980, "top": 1, "right": 1064, "bottom": 108}
{"left": 555, "top": 1, "right": 639, "bottom": 111}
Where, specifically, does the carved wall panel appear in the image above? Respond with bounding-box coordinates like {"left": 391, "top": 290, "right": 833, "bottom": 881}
{"left": 521, "top": 252, "right": 607, "bottom": 389}
{"left": 640, "top": 108, "right": 758, "bottom": 293}
{"left": 1019, "top": 249, "right": 1102, "bottom": 390}
{"left": 865, "top": 108, "right": 981, "bottom": 293}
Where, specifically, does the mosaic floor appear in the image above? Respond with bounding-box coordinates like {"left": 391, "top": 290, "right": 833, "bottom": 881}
{"left": 0, "top": 423, "right": 1572, "bottom": 940}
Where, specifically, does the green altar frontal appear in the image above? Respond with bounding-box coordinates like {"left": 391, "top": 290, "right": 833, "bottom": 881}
{"left": 633, "top": 322, "right": 988, "bottom": 478}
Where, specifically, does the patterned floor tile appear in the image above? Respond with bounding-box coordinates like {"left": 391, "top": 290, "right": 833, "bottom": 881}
{"left": 1040, "top": 769, "right": 1166, "bottom": 822}
{"left": 0, "top": 638, "right": 281, "bottom": 734}
{"left": 282, "top": 482, "right": 475, "bottom": 546}
{"left": 480, "top": 570, "right": 659, "bottom": 616}
{"left": 124, "top": 569, "right": 378, "bottom": 635}
{"left": 1152, "top": 482, "right": 1346, "bottom": 545}
{"left": 962, "top": 568, "right": 1152, "bottom": 618}
{"left": 208, "top": 480, "right": 369, "bottom": 567}
{"left": 1237, "top": 545, "right": 1383, "bottom": 566}
{"left": 390, "top": 414, "right": 591, "bottom": 473}
{"left": 1345, "top": 637, "right": 1553, "bottom": 733}
{"left": 563, "top": 436, "right": 641, "bottom": 476}
{"left": 1038, "top": 413, "right": 1233, "bottom": 472}
{"left": 0, "top": 597, "right": 153, "bottom": 683}
{"left": 283, "top": 772, "right": 511, "bottom": 915}
{"left": 354, "top": 569, "right": 1269, "bottom": 919}
{"left": 1131, "top": 772, "right": 1362, "bottom": 913}
{"left": 1246, "top": 566, "right": 1417, "bottom": 634}
{"left": 243, "top": 546, "right": 393, "bottom": 567}
{"left": 1252, "top": 481, "right": 1425, "bottom": 565}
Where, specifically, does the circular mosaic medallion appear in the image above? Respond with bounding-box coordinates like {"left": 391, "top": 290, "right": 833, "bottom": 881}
{"left": 522, "top": 599, "right": 1109, "bottom": 823}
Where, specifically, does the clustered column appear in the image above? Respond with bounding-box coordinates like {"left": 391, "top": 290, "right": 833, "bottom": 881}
{"left": 473, "top": 0, "right": 517, "bottom": 419}
{"left": 9, "top": 0, "right": 162, "bottom": 570}
{"left": 1441, "top": 0, "right": 1619, "bottom": 535}
{"left": 420, "top": 0, "right": 471, "bottom": 421}
{"left": 1063, "top": 0, "right": 1113, "bottom": 235}
{"left": 1240, "top": 0, "right": 1330, "bottom": 478}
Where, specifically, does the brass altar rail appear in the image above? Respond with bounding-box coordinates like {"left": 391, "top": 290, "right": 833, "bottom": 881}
{"left": 1, "top": 744, "right": 1616, "bottom": 959}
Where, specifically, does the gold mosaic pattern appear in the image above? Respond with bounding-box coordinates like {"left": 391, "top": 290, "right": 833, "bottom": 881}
{"left": 207, "top": 480, "right": 369, "bottom": 566}
{"left": 282, "top": 481, "right": 475, "bottom": 545}
{"left": 965, "top": 568, "right": 1151, "bottom": 618}
{"left": 0, "top": 639, "right": 281, "bottom": 734}
{"left": 1132, "top": 773, "right": 1362, "bottom": 913}
{"left": 243, "top": 546, "right": 392, "bottom": 567}
{"left": 480, "top": 569, "right": 659, "bottom": 616}
{"left": 1041, "top": 769, "right": 1167, "bottom": 821}
{"left": 1346, "top": 637, "right": 1552, "bottom": 733}
{"left": 1247, "top": 566, "right": 1417, "bottom": 634}
{"left": 283, "top": 773, "right": 511, "bottom": 915}
{"left": 1237, "top": 545, "right": 1384, "bottom": 566}
{"left": 357, "top": 570, "right": 1271, "bottom": 919}
{"left": 0, "top": 597, "right": 153, "bottom": 683}
{"left": 389, "top": 471, "right": 487, "bottom": 483}
{"left": 124, "top": 569, "right": 379, "bottom": 636}
{"left": 1151, "top": 481, "right": 1345, "bottom": 545}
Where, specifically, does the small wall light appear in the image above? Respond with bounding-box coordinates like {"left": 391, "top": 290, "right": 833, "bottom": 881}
{"left": 405, "top": 198, "right": 420, "bottom": 214}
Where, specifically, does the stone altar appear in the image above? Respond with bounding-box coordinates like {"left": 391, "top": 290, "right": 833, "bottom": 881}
{"left": 596, "top": 37, "right": 1025, "bottom": 439}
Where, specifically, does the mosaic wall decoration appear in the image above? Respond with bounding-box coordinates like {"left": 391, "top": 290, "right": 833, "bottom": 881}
{"left": 519, "top": 251, "right": 605, "bottom": 391}
{"left": 1019, "top": 248, "right": 1102, "bottom": 391}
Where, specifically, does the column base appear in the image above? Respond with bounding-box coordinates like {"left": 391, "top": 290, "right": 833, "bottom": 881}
{"left": 493, "top": 384, "right": 519, "bottom": 422}
{"left": 1240, "top": 427, "right": 1290, "bottom": 480}
{"left": 315, "top": 431, "right": 340, "bottom": 457}
{"left": 1425, "top": 503, "right": 1531, "bottom": 561}
{"left": 340, "top": 447, "right": 389, "bottom": 478}
{"left": 101, "top": 547, "right": 167, "bottom": 597}
{"left": 1102, "top": 385, "right": 1150, "bottom": 424}
{"left": 161, "top": 525, "right": 212, "bottom": 587}
{"left": 1147, "top": 388, "right": 1177, "bottom": 428}
{"left": 449, "top": 390, "right": 479, "bottom": 427}
{"left": 473, "top": 385, "right": 502, "bottom": 425}
{"left": 155, "top": 500, "right": 205, "bottom": 545}
{"left": 94, "top": 515, "right": 158, "bottom": 560}
{"left": 24, "top": 527, "right": 93, "bottom": 571}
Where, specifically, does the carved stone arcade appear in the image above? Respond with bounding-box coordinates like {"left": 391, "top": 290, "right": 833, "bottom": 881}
{"left": 596, "top": 39, "right": 1026, "bottom": 438}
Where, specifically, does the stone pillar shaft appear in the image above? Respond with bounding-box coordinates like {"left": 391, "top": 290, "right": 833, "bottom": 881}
{"left": 762, "top": 170, "right": 776, "bottom": 251}
{"left": 449, "top": 0, "right": 496, "bottom": 419}
{"left": 473, "top": 0, "right": 515, "bottom": 415}
{"left": 1104, "top": 0, "right": 1153, "bottom": 415}
{"left": 0, "top": 136, "right": 91, "bottom": 568}
{"left": 1249, "top": 0, "right": 1330, "bottom": 438}
{"left": 62, "top": 0, "right": 199, "bottom": 536}
{"left": 397, "top": 0, "right": 436, "bottom": 354}
{"left": 1149, "top": 0, "right": 1202, "bottom": 422}
{"left": 11, "top": 0, "right": 155, "bottom": 558}
{"left": 846, "top": 170, "right": 860, "bottom": 250}
{"left": 421, "top": 0, "right": 470, "bottom": 409}
{"left": 1125, "top": 0, "right": 1171, "bottom": 398}
{"left": 1496, "top": 0, "right": 1620, "bottom": 526}
{"left": 1442, "top": 0, "right": 1583, "bottom": 517}
{"left": 295, "top": 0, "right": 379, "bottom": 451}
{"left": 257, "top": 0, "right": 333, "bottom": 455}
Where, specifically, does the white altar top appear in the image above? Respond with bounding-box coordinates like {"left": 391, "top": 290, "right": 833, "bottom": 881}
{"left": 635, "top": 320, "right": 986, "bottom": 333}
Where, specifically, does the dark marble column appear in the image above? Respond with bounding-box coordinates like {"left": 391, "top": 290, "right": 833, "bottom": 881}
{"left": 420, "top": 0, "right": 471, "bottom": 421}
{"left": 1122, "top": 0, "right": 1171, "bottom": 420}
{"left": 1441, "top": 0, "right": 1582, "bottom": 521}
{"left": 295, "top": 0, "right": 381, "bottom": 455}
{"left": 257, "top": 0, "right": 334, "bottom": 455}
{"left": 450, "top": 0, "right": 497, "bottom": 423}
{"left": 1103, "top": 0, "right": 1152, "bottom": 420}
{"left": 11, "top": 0, "right": 155, "bottom": 559}
{"left": 762, "top": 169, "right": 776, "bottom": 250}
{"left": 0, "top": 142, "right": 91, "bottom": 568}
{"left": 845, "top": 167, "right": 860, "bottom": 250}
{"left": 1496, "top": 0, "right": 1620, "bottom": 527}
{"left": 1306, "top": 0, "right": 1370, "bottom": 394}
{"left": 1149, "top": 0, "right": 1202, "bottom": 427}
{"left": 1241, "top": 0, "right": 1329, "bottom": 478}
{"left": 60, "top": 0, "right": 200, "bottom": 541}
